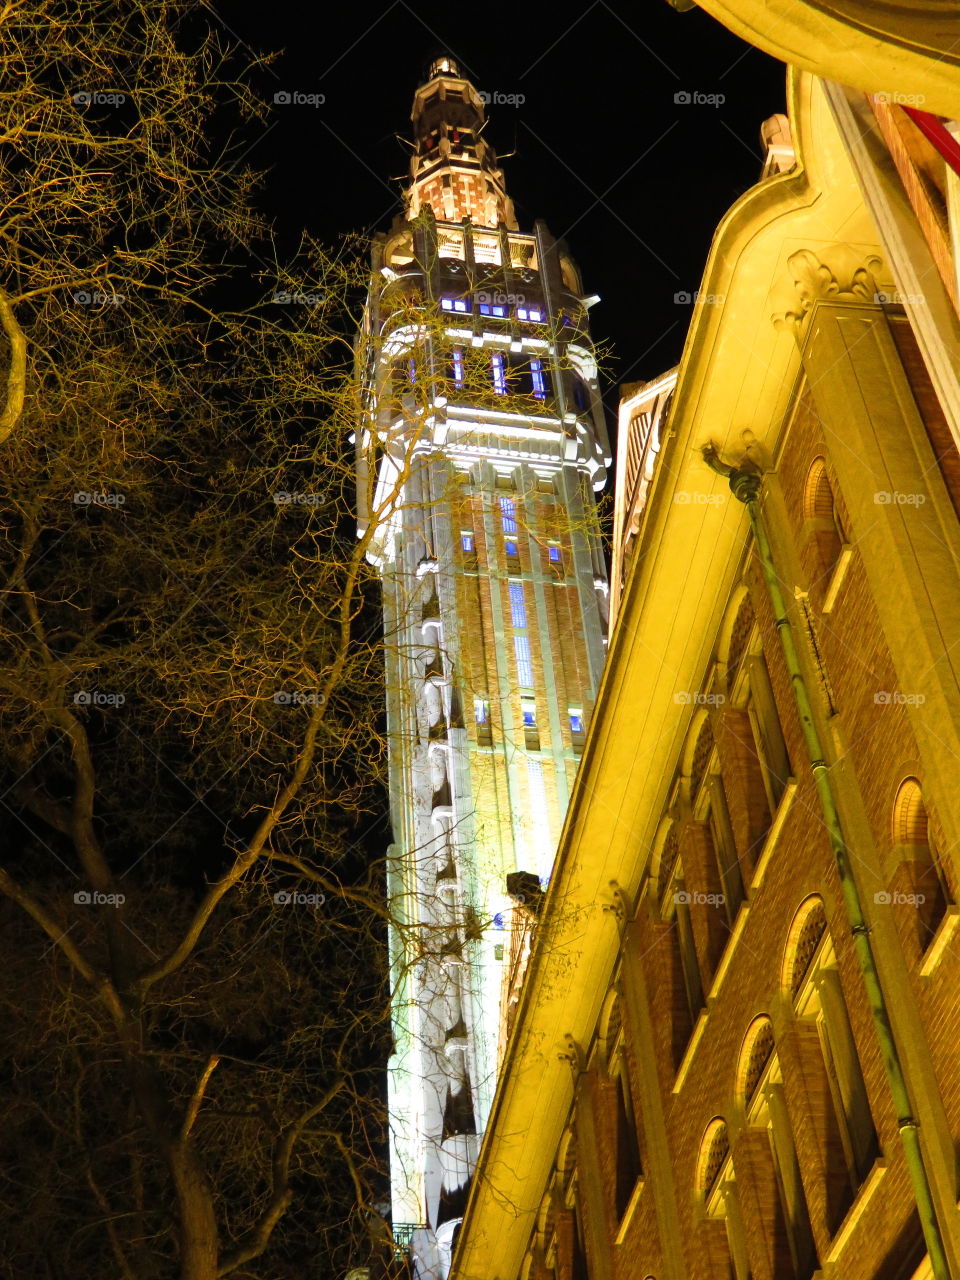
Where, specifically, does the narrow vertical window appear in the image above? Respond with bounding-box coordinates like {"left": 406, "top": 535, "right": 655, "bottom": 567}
{"left": 508, "top": 581, "right": 527, "bottom": 628}
{"left": 514, "top": 635, "right": 534, "bottom": 687}
{"left": 521, "top": 698, "right": 537, "bottom": 728}
{"left": 614, "top": 1064, "right": 643, "bottom": 1220}
{"left": 406, "top": 357, "right": 416, "bottom": 383}
{"left": 460, "top": 531, "right": 474, "bottom": 554}
{"left": 548, "top": 543, "right": 562, "bottom": 564}
{"left": 451, "top": 347, "right": 464, "bottom": 389}
{"left": 499, "top": 496, "right": 517, "bottom": 533}
{"left": 747, "top": 653, "right": 791, "bottom": 812}
{"left": 474, "top": 697, "right": 489, "bottom": 725}
{"left": 492, "top": 351, "right": 507, "bottom": 395}
{"left": 530, "top": 358, "right": 546, "bottom": 399}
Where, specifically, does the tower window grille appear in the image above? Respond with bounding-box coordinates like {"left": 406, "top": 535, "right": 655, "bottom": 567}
{"left": 499, "top": 496, "right": 517, "bottom": 533}
{"left": 514, "top": 635, "right": 534, "bottom": 688}
{"left": 492, "top": 351, "right": 507, "bottom": 395}
{"left": 508, "top": 581, "right": 527, "bottom": 628}
{"left": 530, "top": 358, "right": 547, "bottom": 399}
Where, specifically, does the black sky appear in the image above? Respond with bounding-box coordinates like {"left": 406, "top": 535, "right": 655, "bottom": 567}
{"left": 226, "top": 0, "right": 785, "bottom": 403}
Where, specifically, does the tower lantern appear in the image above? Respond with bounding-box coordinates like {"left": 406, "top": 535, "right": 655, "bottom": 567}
{"left": 407, "top": 54, "right": 516, "bottom": 228}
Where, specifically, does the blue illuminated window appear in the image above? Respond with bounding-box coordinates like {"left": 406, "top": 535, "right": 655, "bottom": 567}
{"left": 517, "top": 307, "right": 544, "bottom": 322}
{"left": 492, "top": 351, "right": 507, "bottom": 394}
{"left": 522, "top": 699, "right": 537, "bottom": 728}
{"left": 493, "top": 912, "right": 504, "bottom": 930}
{"left": 452, "top": 347, "right": 464, "bottom": 388}
{"left": 530, "top": 358, "right": 546, "bottom": 399}
{"left": 548, "top": 544, "right": 561, "bottom": 563}
{"left": 499, "top": 497, "right": 517, "bottom": 533}
{"left": 479, "top": 303, "right": 506, "bottom": 317}
{"left": 461, "top": 531, "right": 474, "bottom": 553}
{"left": 474, "top": 697, "right": 489, "bottom": 724}
{"left": 504, "top": 538, "right": 519, "bottom": 558}
{"left": 440, "top": 298, "right": 454, "bottom": 311}
{"left": 514, "top": 635, "right": 533, "bottom": 687}
{"left": 508, "top": 581, "right": 527, "bottom": 628}
{"left": 569, "top": 710, "right": 584, "bottom": 734}
{"left": 406, "top": 357, "right": 416, "bottom": 383}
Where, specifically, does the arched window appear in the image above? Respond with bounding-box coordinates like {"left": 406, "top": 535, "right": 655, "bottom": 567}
{"left": 789, "top": 922, "right": 878, "bottom": 1233}
{"left": 697, "top": 1119, "right": 751, "bottom": 1279}
{"left": 736, "top": 1019, "right": 818, "bottom": 1279}
{"left": 595, "top": 989, "right": 644, "bottom": 1221}
{"left": 782, "top": 896, "right": 828, "bottom": 1000}
{"left": 892, "top": 777, "right": 950, "bottom": 949}
{"left": 802, "top": 457, "right": 845, "bottom": 585}
{"left": 658, "top": 828, "right": 704, "bottom": 1068}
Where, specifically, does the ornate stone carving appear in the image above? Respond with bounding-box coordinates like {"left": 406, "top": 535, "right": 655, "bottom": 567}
{"left": 772, "top": 247, "right": 885, "bottom": 335}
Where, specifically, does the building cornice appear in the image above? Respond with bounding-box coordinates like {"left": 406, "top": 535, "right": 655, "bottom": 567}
{"left": 690, "top": 0, "right": 960, "bottom": 121}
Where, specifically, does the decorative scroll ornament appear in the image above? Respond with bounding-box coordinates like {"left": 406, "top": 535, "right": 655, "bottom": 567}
{"left": 772, "top": 248, "right": 885, "bottom": 336}
{"left": 557, "top": 1034, "right": 585, "bottom": 1079}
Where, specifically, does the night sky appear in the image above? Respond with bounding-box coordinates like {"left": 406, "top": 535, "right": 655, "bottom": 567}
{"left": 227, "top": 0, "right": 785, "bottom": 413}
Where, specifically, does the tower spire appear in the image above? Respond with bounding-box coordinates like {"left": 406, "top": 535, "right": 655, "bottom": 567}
{"left": 406, "top": 55, "right": 517, "bottom": 228}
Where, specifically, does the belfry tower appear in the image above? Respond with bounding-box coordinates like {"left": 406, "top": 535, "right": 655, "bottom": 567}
{"left": 356, "top": 56, "right": 610, "bottom": 1278}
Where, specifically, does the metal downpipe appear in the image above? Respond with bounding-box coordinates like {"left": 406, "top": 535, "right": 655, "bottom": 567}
{"left": 703, "top": 446, "right": 952, "bottom": 1280}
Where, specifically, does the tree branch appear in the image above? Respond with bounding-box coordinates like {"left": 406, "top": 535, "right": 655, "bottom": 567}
{"left": 216, "top": 1077, "right": 345, "bottom": 1277}
{"left": 0, "top": 288, "right": 25, "bottom": 444}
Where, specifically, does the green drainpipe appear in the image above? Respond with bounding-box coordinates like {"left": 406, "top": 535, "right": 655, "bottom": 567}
{"left": 703, "top": 445, "right": 952, "bottom": 1280}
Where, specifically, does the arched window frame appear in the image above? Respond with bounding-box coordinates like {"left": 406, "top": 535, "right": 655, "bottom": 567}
{"left": 605, "top": 1006, "right": 644, "bottom": 1231}
{"left": 737, "top": 1018, "right": 818, "bottom": 1279}
{"left": 890, "top": 776, "right": 953, "bottom": 958}
{"left": 727, "top": 624, "right": 793, "bottom": 825}
{"left": 792, "top": 931, "right": 879, "bottom": 1216}
{"left": 801, "top": 456, "right": 851, "bottom": 610}
{"left": 697, "top": 1118, "right": 751, "bottom": 1280}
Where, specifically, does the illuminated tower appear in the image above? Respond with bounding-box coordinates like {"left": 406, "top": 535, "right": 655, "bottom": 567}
{"left": 356, "top": 56, "right": 610, "bottom": 1279}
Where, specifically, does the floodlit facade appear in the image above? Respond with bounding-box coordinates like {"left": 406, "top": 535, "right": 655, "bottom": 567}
{"left": 355, "top": 56, "right": 610, "bottom": 1279}
{"left": 451, "top": 67, "right": 960, "bottom": 1280}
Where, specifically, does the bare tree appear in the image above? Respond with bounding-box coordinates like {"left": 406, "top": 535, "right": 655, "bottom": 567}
{"left": 0, "top": 9, "right": 610, "bottom": 1275}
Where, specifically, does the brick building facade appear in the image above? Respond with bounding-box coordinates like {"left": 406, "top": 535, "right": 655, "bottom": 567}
{"left": 450, "top": 67, "right": 960, "bottom": 1280}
